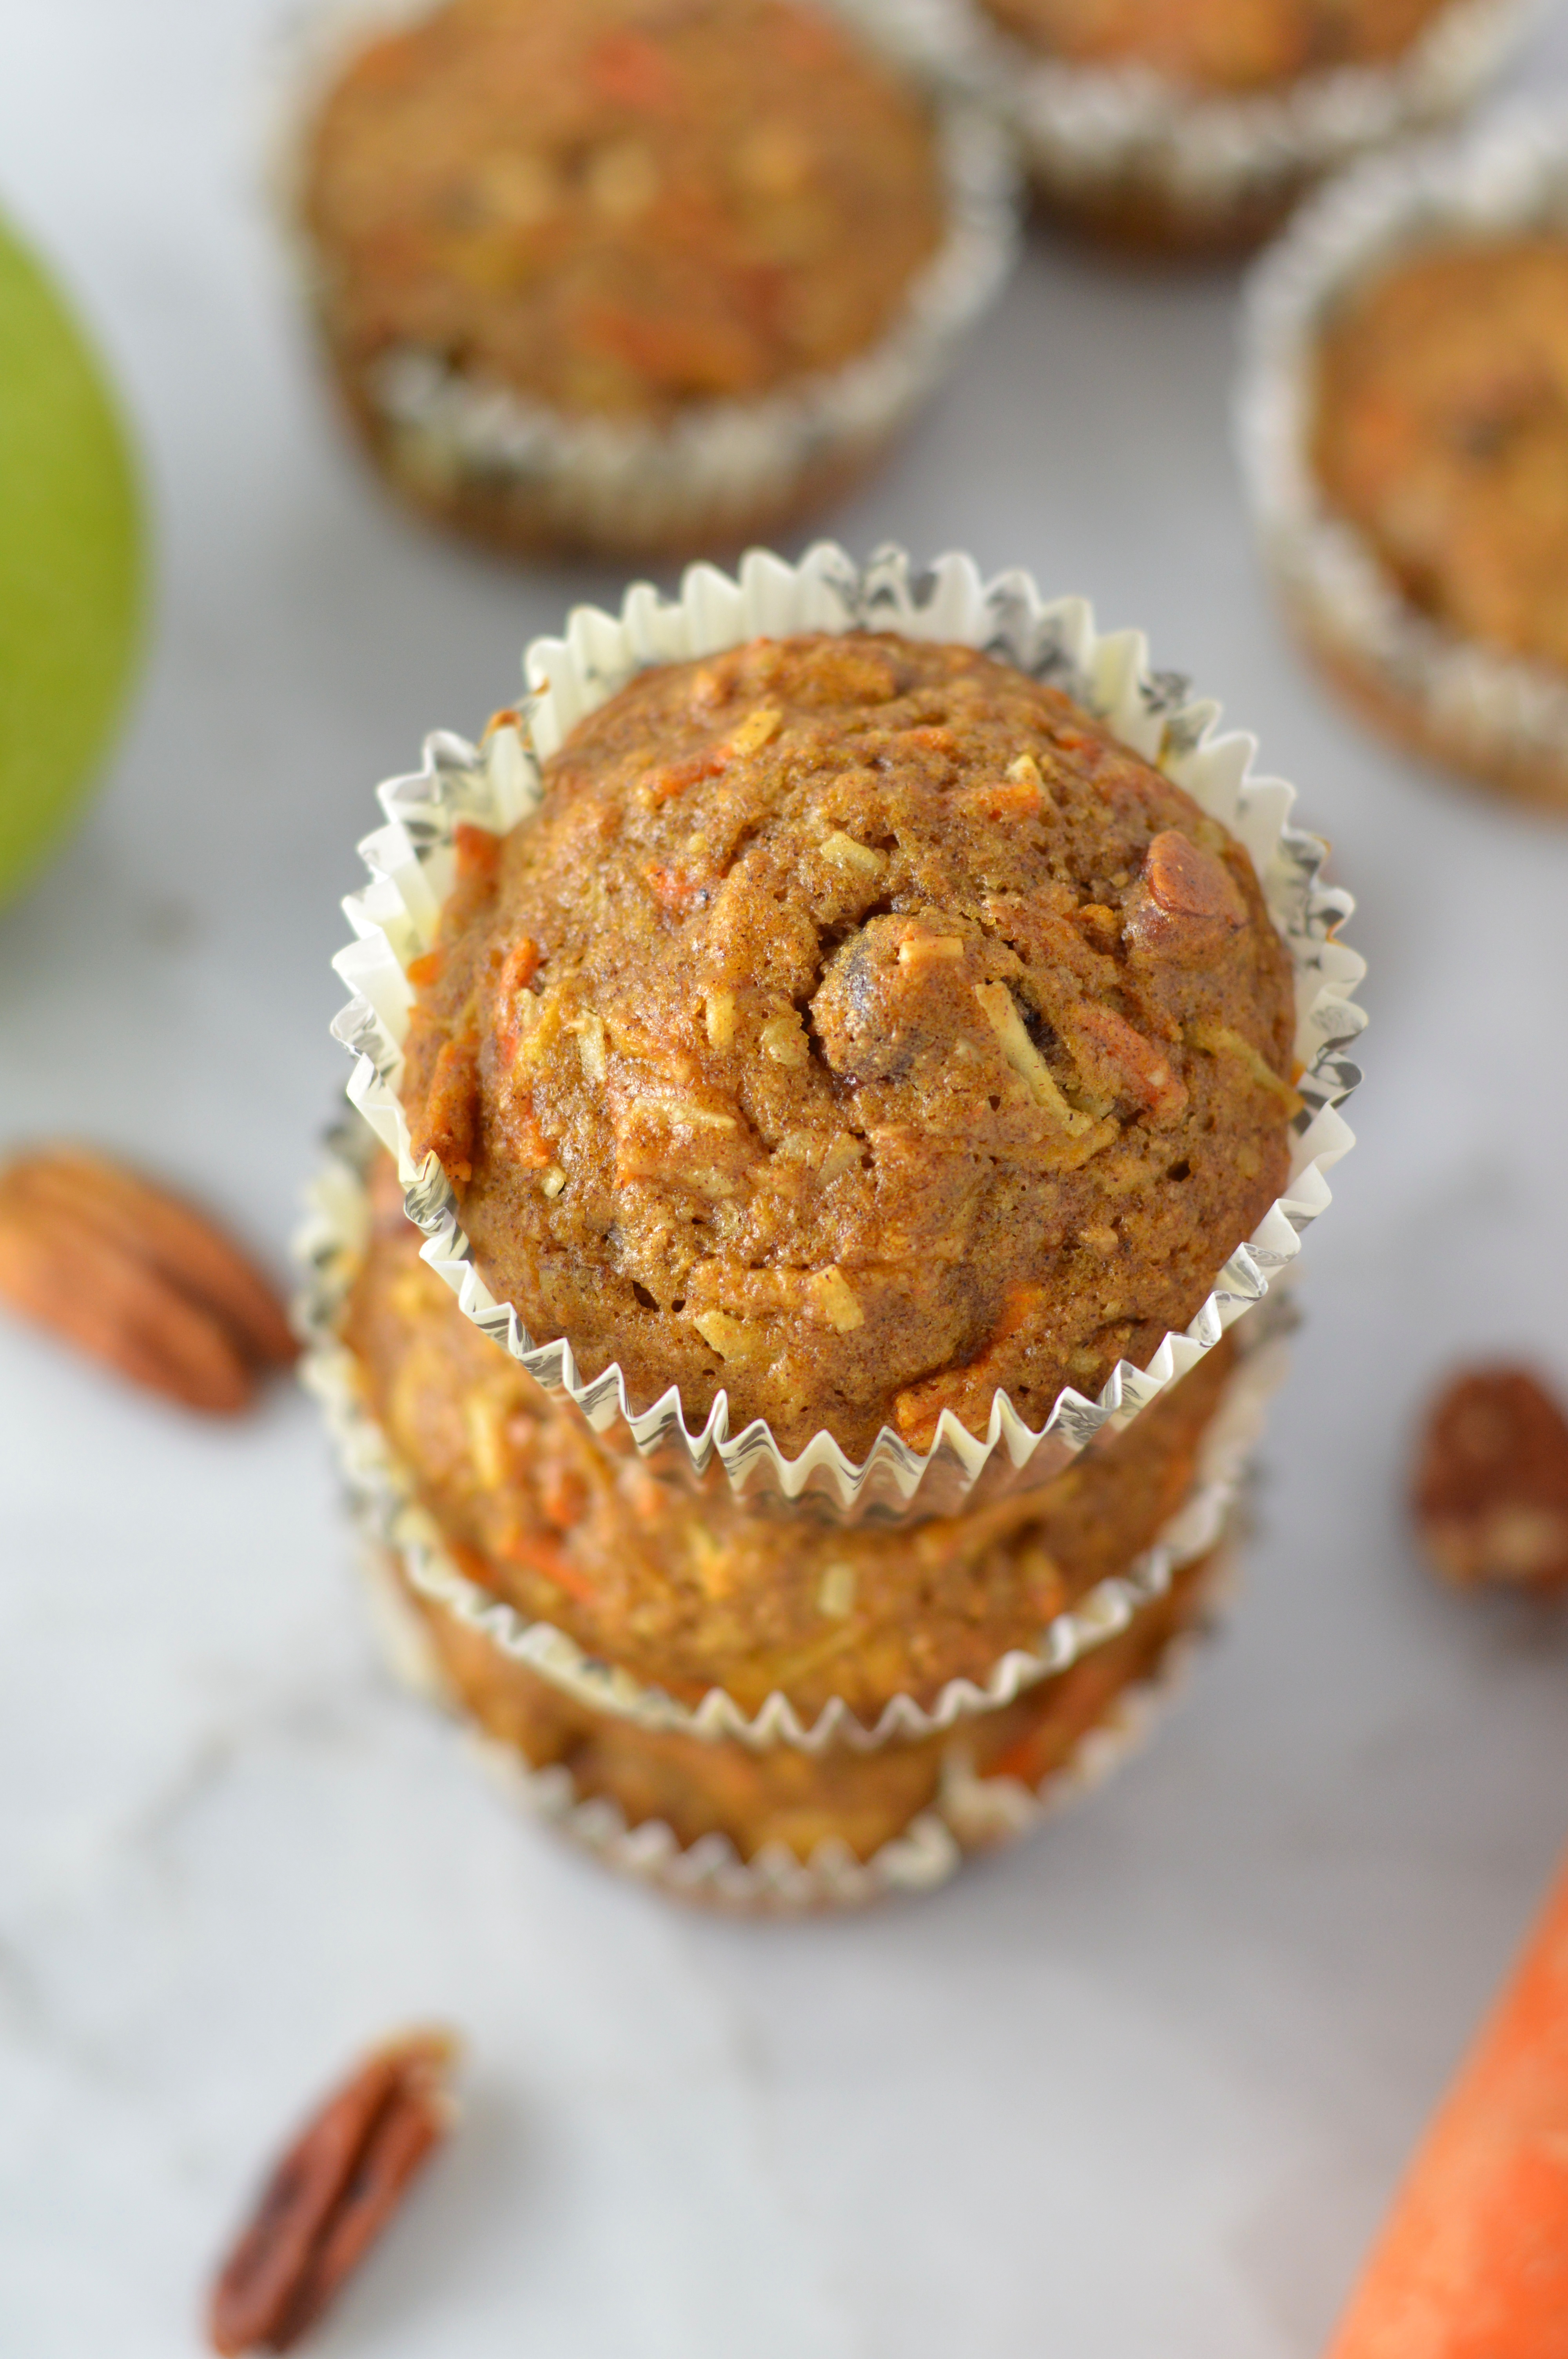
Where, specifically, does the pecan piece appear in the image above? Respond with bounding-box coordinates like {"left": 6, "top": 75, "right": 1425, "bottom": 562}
{"left": 1060, "top": 1001, "right": 1188, "bottom": 1124}
{"left": 0, "top": 1146, "right": 297, "bottom": 1413}
{"left": 1125, "top": 829, "right": 1248, "bottom": 963}
{"left": 1412, "top": 1365, "right": 1568, "bottom": 1594}
{"left": 208, "top": 2029, "right": 460, "bottom": 2356}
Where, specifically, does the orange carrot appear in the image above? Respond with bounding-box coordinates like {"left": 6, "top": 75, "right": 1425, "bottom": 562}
{"left": 1325, "top": 1848, "right": 1568, "bottom": 2357}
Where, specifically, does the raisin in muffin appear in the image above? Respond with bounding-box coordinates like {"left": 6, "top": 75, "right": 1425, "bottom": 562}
{"left": 296, "top": 0, "right": 989, "bottom": 556}
{"left": 344, "top": 1153, "right": 1238, "bottom": 1719}
{"left": 399, "top": 630, "right": 1298, "bottom": 1461}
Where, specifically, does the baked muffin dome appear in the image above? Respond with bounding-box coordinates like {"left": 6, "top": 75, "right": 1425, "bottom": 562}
{"left": 399, "top": 631, "right": 1298, "bottom": 1458}
{"left": 301, "top": 0, "right": 944, "bottom": 426}
{"left": 1312, "top": 233, "right": 1568, "bottom": 676}
{"left": 978, "top": 0, "right": 1454, "bottom": 95}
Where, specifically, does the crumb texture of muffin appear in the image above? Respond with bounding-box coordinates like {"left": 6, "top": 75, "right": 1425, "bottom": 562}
{"left": 397, "top": 1544, "right": 1216, "bottom": 1864}
{"left": 302, "top": 0, "right": 943, "bottom": 426}
{"left": 978, "top": 0, "right": 1453, "bottom": 92}
{"left": 1312, "top": 234, "right": 1568, "bottom": 674}
{"left": 398, "top": 631, "right": 1296, "bottom": 1459}
{"left": 343, "top": 1156, "right": 1237, "bottom": 1715}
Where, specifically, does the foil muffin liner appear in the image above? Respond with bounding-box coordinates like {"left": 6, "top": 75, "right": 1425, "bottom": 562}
{"left": 297, "top": 1114, "right": 1290, "bottom": 1752}
{"left": 354, "top": 1525, "right": 1232, "bottom": 1914}
{"left": 272, "top": 0, "right": 1018, "bottom": 558}
{"left": 330, "top": 539, "right": 1363, "bottom": 1522}
{"left": 1238, "top": 103, "right": 1568, "bottom": 807}
{"left": 907, "top": 0, "right": 1536, "bottom": 248}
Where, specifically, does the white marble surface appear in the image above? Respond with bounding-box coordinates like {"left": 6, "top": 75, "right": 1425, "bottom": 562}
{"left": 4, "top": 5, "right": 1568, "bottom": 2352}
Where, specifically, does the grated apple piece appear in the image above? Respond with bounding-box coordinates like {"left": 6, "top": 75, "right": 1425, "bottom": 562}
{"left": 703, "top": 989, "right": 736, "bottom": 1050}
{"left": 973, "top": 982, "right": 1092, "bottom": 1133}
{"left": 810, "top": 1267, "right": 864, "bottom": 1331}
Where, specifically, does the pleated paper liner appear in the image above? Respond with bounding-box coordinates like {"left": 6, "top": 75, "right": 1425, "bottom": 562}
{"left": 357, "top": 1525, "right": 1235, "bottom": 1915}
{"left": 330, "top": 540, "right": 1363, "bottom": 1525}
{"left": 270, "top": 0, "right": 1017, "bottom": 558}
{"left": 907, "top": 0, "right": 1537, "bottom": 251}
{"left": 298, "top": 1114, "right": 1290, "bottom": 1752}
{"left": 1238, "top": 102, "right": 1568, "bottom": 810}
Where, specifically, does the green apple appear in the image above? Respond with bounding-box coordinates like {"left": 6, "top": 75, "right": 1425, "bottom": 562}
{"left": 0, "top": 210, "right": 145, "bottom": 907}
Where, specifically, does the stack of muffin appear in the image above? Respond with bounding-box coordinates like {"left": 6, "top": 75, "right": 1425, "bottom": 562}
{"left": 309, "top": 545, "right": 1362, "bottom": 1908}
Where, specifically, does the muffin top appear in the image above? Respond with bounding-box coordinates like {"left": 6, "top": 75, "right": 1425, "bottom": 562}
{"left": 399, "top": 631, "right": 1298, "bottom": 1459}
{"left": 1312, "top": 234, "right": 1568, "bottom": 675}
{"left": 301, "top": 0, "right": 944, "bottom": 425}
{"left": 978, "top": 0, "right": 1451, "bottom": 93}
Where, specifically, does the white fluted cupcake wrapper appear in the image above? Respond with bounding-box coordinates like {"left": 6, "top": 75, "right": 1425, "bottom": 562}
{"left": 297, "top": 1115, "right": 1289, "bottom": 1752}
{"left": 330, "top": 540, "right": 1361, "bottom": 1519}
{"left": 356, "top": 1528, "right": 1230, "bottom": 1914}
{"left": 901, "top": 0, "right": 1536, "bottom": 239}
{"left": 270, "top": 0, "right": 1016, "bottom": 553}
{"left": 1238, "top": 102, "right": 1568, "bottom": 794}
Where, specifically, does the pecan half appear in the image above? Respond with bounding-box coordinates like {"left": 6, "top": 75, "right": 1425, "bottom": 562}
{"left": 0, "top": 1145, "right": 296, "bottom": 1414}
{"left": 1125, "top": 829, "right": 1248, "bottom": 963}
{"left": 208, "top": 2029, "right": 460, "bottom": 2356}
{"left": 1412, "top": 1365, "right": 1568, "bottom": 1594}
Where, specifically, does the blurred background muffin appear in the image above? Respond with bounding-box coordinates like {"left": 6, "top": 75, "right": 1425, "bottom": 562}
{"left": 291, "top": 0, "right": 1014, "bottom": 557}
{"left": 1240, "top": 108, "right": 1568, "bottom": 809}
{"left": 950, "top": 0, "right": 1535, "bottom": 251}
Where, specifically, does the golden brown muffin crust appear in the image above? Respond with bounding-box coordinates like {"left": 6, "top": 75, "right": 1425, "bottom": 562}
{"left": 1312, "top": 234, "right": 1568, "bottom": 676}
{"left": 978, "top": 0, "right": 1450, "bottom": 91}
{"left": 343, "top": 1155, "right": 1238, "bottom": 1717}
{"left": 302, "top": 0, "right": 943, "bottom": 424}
{"left": 400, "top": 632, "right": 1295, "bottom": 1458}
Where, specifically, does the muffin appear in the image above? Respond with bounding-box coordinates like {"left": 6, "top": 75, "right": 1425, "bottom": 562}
{"left": 341, "top": 1147, "right": 1245, "bottom": 1723}
{"left": 334, "top": 546, "right": 1361, "bottom": 1518}
{"left": 953, "top": 0, "right": 1532, "bottom": 252}
{"left": 292, "top": 0, "right": 1013, "bottom": 557}
{"left": 1241, "top": 111, "right": 1568, "bottom": 808}
{"left": 398, "top": 631, "right": 1299, "bottom": 1463}
{"left": 381, "top": 1534, "right": 1225, "bottom": 1882}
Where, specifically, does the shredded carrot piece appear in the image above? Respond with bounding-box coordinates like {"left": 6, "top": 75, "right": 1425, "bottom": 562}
{"left": 453, "top": 822, "right": 501, "bottom": 887}
{"left": 494, "top": 1528, "right": 600, "bottom": 1609}
{"left": 642, "top": 745, "right": 730, "bottom": 804}
{"left": 644, "top": 862, "right": 705, "bottom": 913}
{"left": 498, "top": 937, "right": 539, "bottom": 996}
{"left": 584, "top": 29, "right": 677, "bottom": 111}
